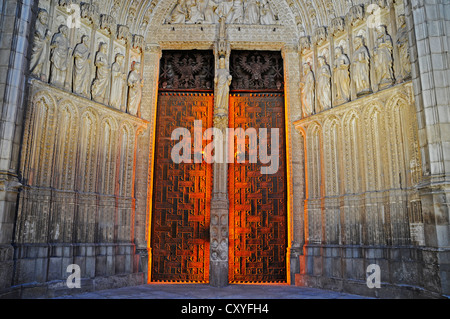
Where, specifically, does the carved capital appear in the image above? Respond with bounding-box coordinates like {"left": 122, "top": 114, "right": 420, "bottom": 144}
{"left": 348, "top": 4, "right": 365, "bottom": 26}
{"left": 100, "top": 14, "right": 115, "bottom": 35}
{"left": 117, "top": 25, "right": 131, "bottom": 44}
{"left": 133, "top": 35, "right": 145, "bottom": 52}
{"left": 314, "top": 26, "right": 328, "bottom": 45}
{"left": 330, "top": 17, "right": 345, "bottom": 36}
{"left": 299, "top": 36, "right": 311, "bottom": 55}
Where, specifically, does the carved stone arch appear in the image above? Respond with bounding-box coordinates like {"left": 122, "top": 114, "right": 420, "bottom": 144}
{"left": 385, "top": 93, "right": 421, "bottom": 188}
{"left": 31, "top": 91, "right": 58, "bottom": 188}
{"left": 56, "top": 100, "right": 80, "bottom": 190}
{"left": 118, "top": 121, "right": 134, "bottom": 197}
{"left": 99, "top": 116, "right": 119, "bottom": 195}
{"left": 342, "top": 109, "right": 363, "bottom": 194}
{"left": 78, "top": 110, "right": 99, "bottom": 193}
{"left": 363, "top": 102, "right": 385, "bottom": 192}
{"left": 323, "top": 116, "right": 341, "bottom": 197}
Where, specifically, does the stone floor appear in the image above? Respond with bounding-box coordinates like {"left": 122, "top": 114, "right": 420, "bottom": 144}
{"left": 55, "top": 283, "right": 370, "bottom": 299}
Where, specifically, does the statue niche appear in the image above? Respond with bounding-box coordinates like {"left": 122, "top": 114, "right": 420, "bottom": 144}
{"left": 317, "top": 56, "right": 332, "bottom": 112}
{"left": 396, "top": 14, "right": 411, "bottom": 82}
{"left": 110, "top": 53, "right": 126, "bottom": 111}
{"left": 334, "top": 46, "right": 351, "bottom": 104}
{"left": 127, "top": 61, "right": 144, "bottom": 117}
{"left": 91, "top": 42, "right": 111, "bottom": 104}
{"left": 352, "top": 35, "right": 371, "bottom": 97}
{"left": 373, "top": 25, "right": 395, "bottom": 89}
{"left": 49, "top": 25, "right": 70, "bottom": 88}
{"left": 30, "top": 9, "right": 51, "bottom": 81}
{"left": 300, "top": 62, "right": 315, "bottom": 117}
{"left": 72, "top": 35, "right": 91, "bottom": 98}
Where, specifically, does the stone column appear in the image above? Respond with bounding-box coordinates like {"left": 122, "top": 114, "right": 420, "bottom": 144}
{"left": 282, "top": 44, "right": 304, "bottom": 284}
{"left": 135, "top": 43, "right": 161, "bottom": 282}
{"left": 0, "top": 0, "right": 33, "bottom": 292}
{"left": 405, "top": 0, "right": 450, "bottom": 295}
{"left": 209, "top": 18, "right": 230, "bottom": 287}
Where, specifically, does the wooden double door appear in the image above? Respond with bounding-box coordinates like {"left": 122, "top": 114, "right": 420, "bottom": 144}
{"left": 150, "top": 50, "right": 287, "bottom": 283}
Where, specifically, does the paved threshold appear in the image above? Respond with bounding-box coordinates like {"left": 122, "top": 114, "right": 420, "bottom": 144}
{"left": 55, "top": 283, "right": 370, "bottom": 299}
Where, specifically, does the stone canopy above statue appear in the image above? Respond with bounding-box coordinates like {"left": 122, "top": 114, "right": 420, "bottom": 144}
{"left": 165, "top": 0, "right": 279, "bottom": 25}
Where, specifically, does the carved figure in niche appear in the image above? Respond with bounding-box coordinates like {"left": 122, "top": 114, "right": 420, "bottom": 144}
{"left": 217, "top": 0, "right": 234, "bottom": 23}
{"left": 186, "top": 0, "right": 204, "bottom": 24}
{"left": 260, "top": 0, "right": 276, "bottom": 25}
{"left": 214, "top": 57, "right": 232, "bottom": 116}
{"left": 244, "top": 0, "right": 260, "bottom": 24}
{"left": 396, "top": 14, "right": 411, "bottom": 81}
{"left": 110, "top": 53, "right": 126, "bottom": 111}
{"left": 334, "top": 46, "right": 351, "bottom": 103}
{"left": 352, "top": 35, "right": 371, "bottom": 96}
{"left": 168, "top": 0, "right": 187, "bottom": 24}
{"left": 91, "top": 43, "right": 110, "bottom": 104}
{"left": 228, "top": 0, "right": 244, "bottom": 24}
{"left": 204, "top": 0, "right": 219, "bottom": 23}
{"left": 30, "top": 9, "right": 51, "bottom": 80}
{"left": 300, "top": 62, "right": 315, "bottom": 116}
{"left": 72, "top": 35, "right": 91, "bottom": 97}
{"left": 317, "top": 56, "right": 332, "bottom": 112}
{"left": 127, "top": 61, "right": 144, "bottom": 117}
{"left": 49, "top": 25, "right": 70, "bottom": 88}
{"left": 373, "top": 25, "right": 395, "bottom": 88}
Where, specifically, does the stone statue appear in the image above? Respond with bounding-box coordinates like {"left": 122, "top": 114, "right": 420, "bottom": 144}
{"left": 204, "top": 0, "right": 219, "bottom": 24}
{"left": 127, "top": 61, "right": 144, "bottom": 117}
{"left": 49, "top": 25, "right": 70, "bottom": 88}
{"left": 30, "top": 9, "right": 51, "bottom": 80}
{"left": 317, "top": 56, "right": 332, "bottom": 112}
{"left": 260, "top": 0, "right": 276, "bottom": 25}
{"left": 168, "top": 0, "right": 187, "bottom": 24}
{"left": 228, "top": 0, "right": 244, "bottom": 24}
{"left": 186, "top": 0, "right": 204, "bottom": 24}
{"left": 214, "top": 56, "right": 232, "bottom": 116}
{"left": 217, "top": 0, "right": 234, "bottom": 22}
{"left": 334, "top": 46, "right": 351, "bottom": 103}
{"left": 300, "top": 62, "right": 315, "bottom": 116}
{"left": 91, "top": 43, "right": 110, "bottom": 104}
{"left": 352, "top": 35, "right": 371, "bottom": 96}
{"left": 373, "top": 25, "right": 395, "bottom": 88}
{"left": 110, "top": 54, "right": 126, "bottom": 110}
{"left": 72, "top": 35, "right": 91, "bottom": 97}
{"left": 244, "top": 0, "right": 260, "bottom": 25}
{"left": 396, "top": 15, "right": 411, "bottom": 81}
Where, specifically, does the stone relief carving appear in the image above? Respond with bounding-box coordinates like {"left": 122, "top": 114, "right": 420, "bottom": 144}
{"left": 127, "top": 61, "right": 144, "bottom": 116}
{"left": 30, "top": 9, "right": 51, "bottom": 81}
{"left": 214, "top": 56, "right": 232, "bottom": 116}
{"left": 300, "top": 62, "right": 315, "bottom": 116}
{"left": 317, "top": 56, "right": 332, "bottom": 112}
{"left": 352, "top": 35, "right": 371, "bottom": 97}
{"left": 334, "top": 46, "right": 351, "bottom": 104}
{"left": 396, "top": 14, "right": 411, "bottom": 81}
{"left": 166, "top": 0, "right": 278, "bottom": 25}
{"left": 72, "top": 35, "right": 91, "bottom": 97}
{"left": 110, "top": 54, "right": 126, "bottom": 111}
{"left": 230, "top": 51, "right": 283, "bottom": 90}
{"left": 49, "top": 25, "right": 70, "bottom": 88}
{"left": 91, "top": 43, "right": 111, "bottom": 104}
{"left": 373, "top": 25, "right": 395, "bottom": 89}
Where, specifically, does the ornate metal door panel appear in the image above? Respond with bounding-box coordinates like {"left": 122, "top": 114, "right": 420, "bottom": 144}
{"left": 228, "top": 51, "right": 287, "bottom": 282}
{"left": 151, "top": 51, "right": 214, "bottom": 282}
